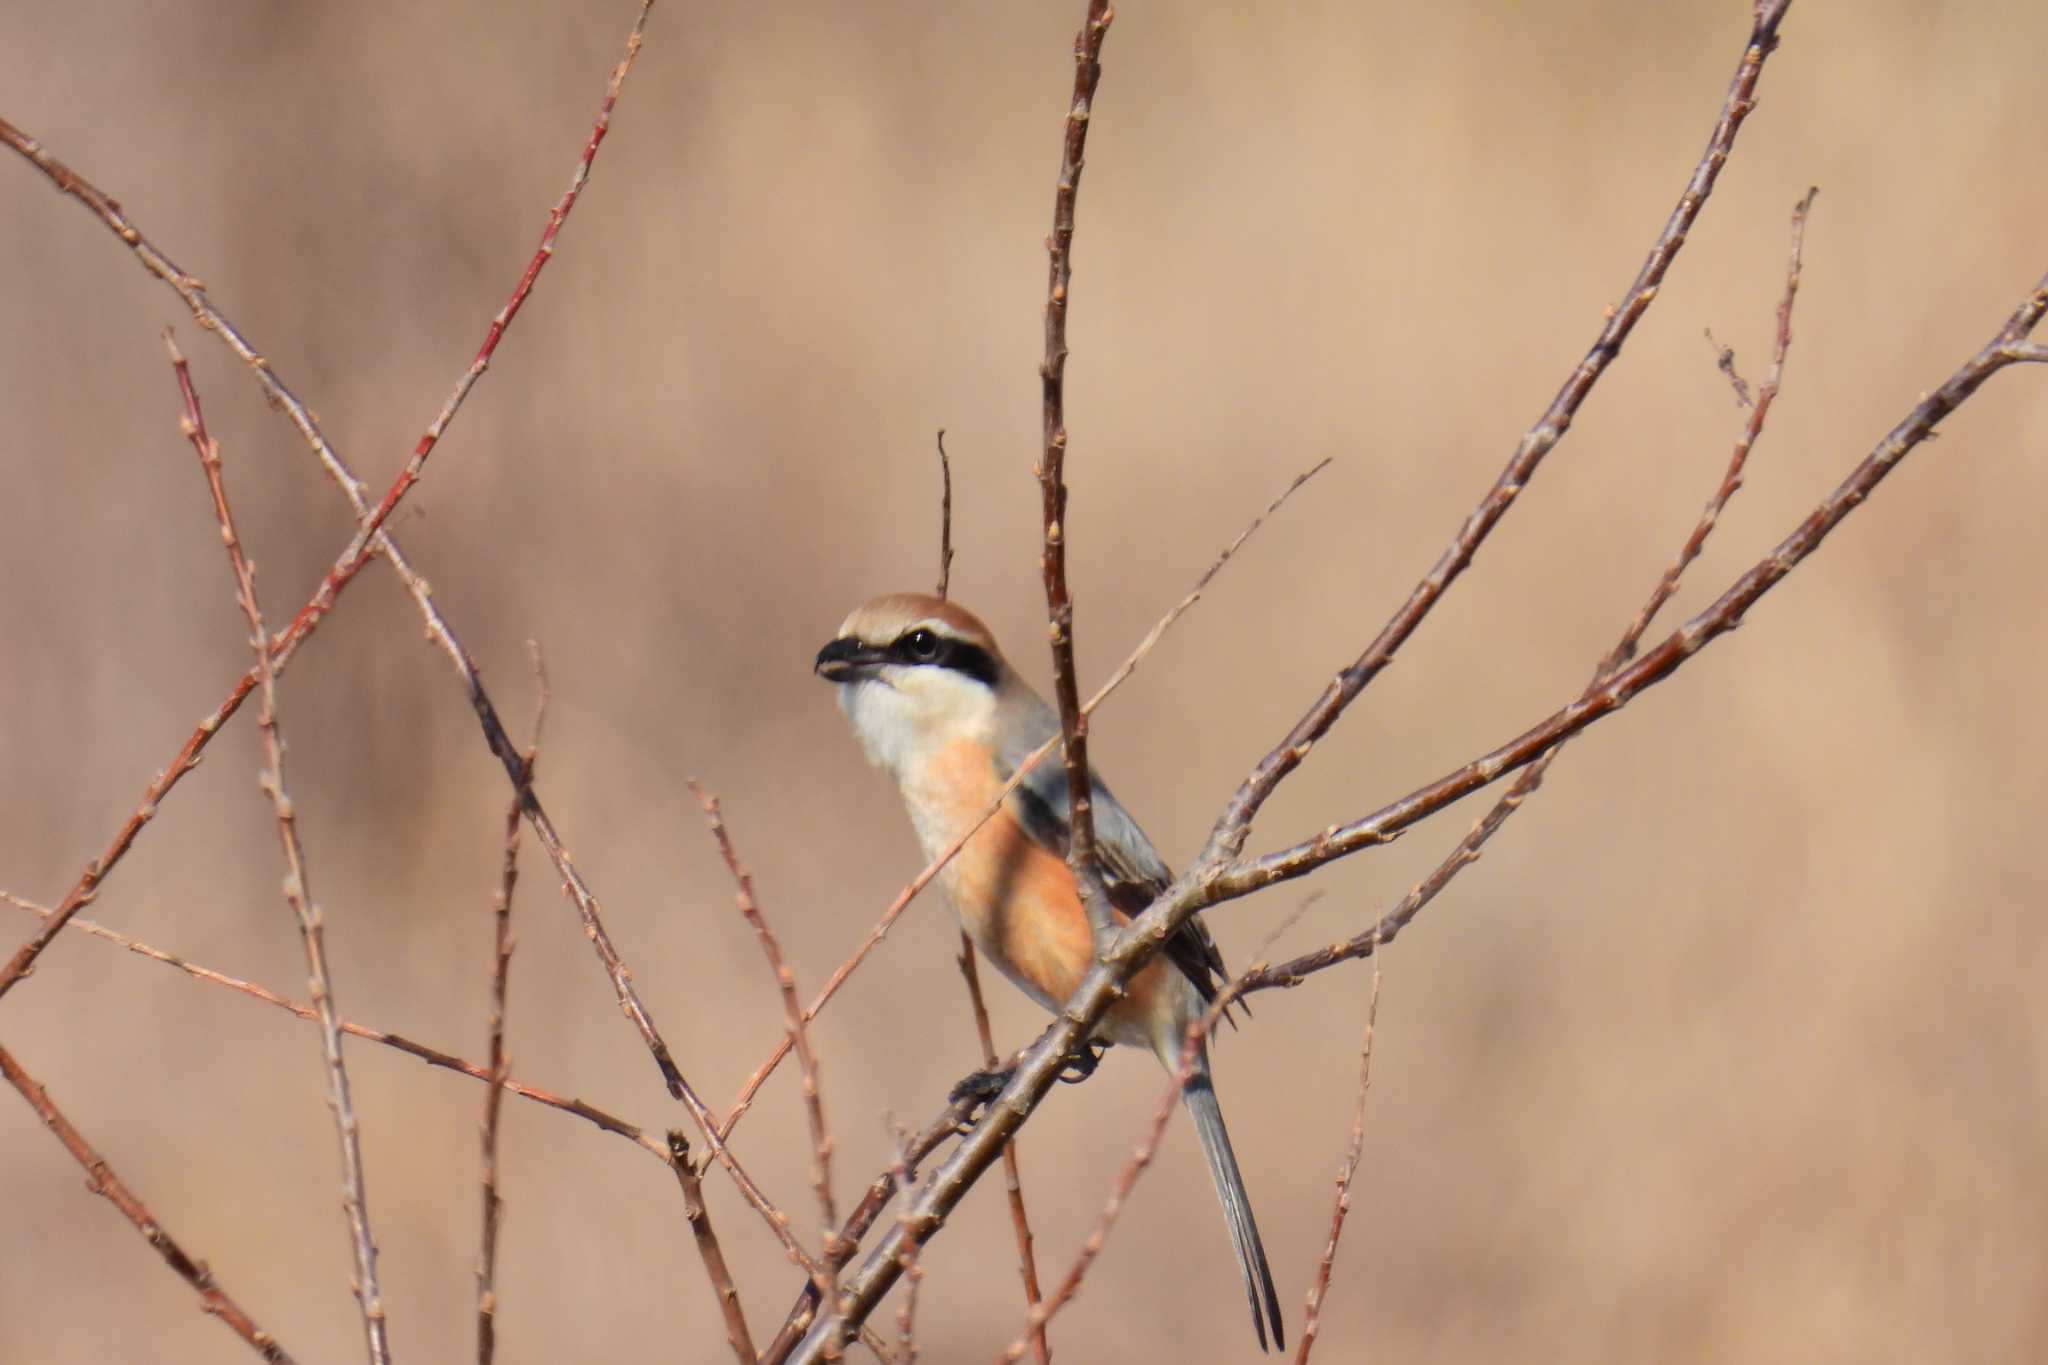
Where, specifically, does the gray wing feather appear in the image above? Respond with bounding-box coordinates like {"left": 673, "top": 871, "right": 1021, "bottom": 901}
{"left": 994, "top": 687, "right": 1237, "bottom": 1013}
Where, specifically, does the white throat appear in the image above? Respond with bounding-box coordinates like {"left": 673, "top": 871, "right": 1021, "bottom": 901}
{"left": 834, "top": 665, "right": 998, "bottom": 782}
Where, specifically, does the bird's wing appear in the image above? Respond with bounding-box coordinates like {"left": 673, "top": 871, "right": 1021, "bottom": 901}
{"left": 995, "top": 690, "right": 1236, "bottom": 1015}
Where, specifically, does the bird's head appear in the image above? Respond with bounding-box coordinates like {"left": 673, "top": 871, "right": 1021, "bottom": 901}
{"left": 814, "top": 593, "right": 1010, "bottom": 777}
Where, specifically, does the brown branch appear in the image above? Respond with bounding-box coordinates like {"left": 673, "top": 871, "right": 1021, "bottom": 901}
{"left": 1036, "top": 0, "right": 1118, "bottom": 949}
{"left": 717, "top": 456, "right": 1326, "bottom": 1140}
{"left": 888, "top": 1123, "right": 934, "bottom": 1365}
{"left": 165, "top": 332, "right": 390, "bottom": 1364}
{"left": 691, "top": 784, "right": 840, "bottom": 1243}
{"left": 0, "top": 2, "right": 654, "bottom": 1008}
{"left": 670, "top": 1132, "right": 760, "bottom": 1365}
{"left": 958, "top": 936, "right": 1049, "bottom": 1364}
{"left": 1292, "top": 941, "right": 1383, "bottom": 1364}
{"left": 0, "top": 1041, "right": 296, "bottom": 1363}
{"left": 479, "top": 646, "right": 548, "bottom": 1365}
{"left": 1194, "top": 0, "right": 1795, "bottom": 872}
{"left": 0, "top": 890, "right": 667, "bottom": 1157}
{"left": 780, "top": 259, "right": 2048, "bottom": 1365}
{"left": 935, "top": 430, "right": 954, "bottom": 599}
{"left": 1242, "top": 186, "right": 1819, "bottom": 996}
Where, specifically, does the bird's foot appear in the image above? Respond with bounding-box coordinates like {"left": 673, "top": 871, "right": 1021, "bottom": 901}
{"left": 1058, "top": 1038, "right": 1110, "bottom": 1085}
{"left": 948, "top": 1065, "right": 1012, "bottom": 1124}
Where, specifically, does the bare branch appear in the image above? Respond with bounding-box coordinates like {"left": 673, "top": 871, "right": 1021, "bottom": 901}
{"left": 0, "top": 2, "right": 654, "bottom": 1007}
{"left": 1243, "top": 186, "right": 1820, "bottom": 995}
{"left": 0, "top": 890, "right": 666, "bottom": 1159}
{"left": 0, "top": 1042, "right": 297, "bottom": 1363}
{"left": 165, "top": 331, "right": 389, "bottom": 1364}
{"left": 781, "top": 257, "right": 2048, "bottom": 1365}
{"left": 1194, "top": 0, "right": 1796, "bottom": 871}
{"left": 691, "top": 784, "right": 840, "bottom": 1242}
{"left": 959, "top": 936, "right": 1049, "bottom": 1364}
{"left": 935, "top": 430, "right": 954, "bottom": 600}
{"left": 671, "top": 1132, "right": 760, "bottom": 1365}
{"left": 479, "top": 647, "right": 548, "bottom": 1365}
{"left": 1293, "top": 941, "right": 1383, "bottom": 1364}
{"left": 1036, "top": 0, "right": 1119, "bottom": 949}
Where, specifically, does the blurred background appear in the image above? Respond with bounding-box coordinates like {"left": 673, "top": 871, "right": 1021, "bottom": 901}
{"left": 4, "top": 2, "right": 2046, "bottom": 1360}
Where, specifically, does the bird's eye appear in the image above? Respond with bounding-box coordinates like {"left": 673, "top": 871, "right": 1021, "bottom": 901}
{"left": 901, "top": 629, "right": 942, "bottom": 662}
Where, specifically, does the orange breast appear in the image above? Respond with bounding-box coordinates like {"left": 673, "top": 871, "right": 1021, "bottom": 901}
{"left": 914, "top": 740, "right": 1186, "bottom": 1054}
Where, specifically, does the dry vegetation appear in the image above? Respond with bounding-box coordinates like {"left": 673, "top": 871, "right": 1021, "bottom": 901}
{"left": 3, "top": 2, "right": 2046, "bottom": 1362}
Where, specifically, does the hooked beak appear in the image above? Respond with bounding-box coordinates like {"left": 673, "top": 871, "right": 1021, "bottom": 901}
{"left": 814, "top": 636, "right": 888, "bottom": 682}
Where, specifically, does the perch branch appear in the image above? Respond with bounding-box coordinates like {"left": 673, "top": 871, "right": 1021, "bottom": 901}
{"left": 780, "top": 258, "right": 2048, "bottom": 1363}
{"left": 718, "top": 456, "right": 1326, "bottom": 1138}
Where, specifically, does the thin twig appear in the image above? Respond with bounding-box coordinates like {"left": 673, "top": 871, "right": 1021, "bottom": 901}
{"left": 0, "top": 891, "right": 666, "bottom": 1159}
{"left": 888, "top": 1122, "right": 934, "bottom": 1365}
{"left": 756, "top": 1092, "right": 982, "bottom": 1365}
{"left": 0, "top": 1042, "right": 297, "bottom": 1363}
{"left": 165, "top": 331, "right": 390, "bottom": 1364}
{"left": 690, "top": 784, "right": 840, "bottom": 1243}
{"left": 671, "top": 1132, "right": 760, "bottom": 1365}
{"left": 935, "top": 430, "right": 954, "bottom": 600}
{"left": 1293, "top": 937, "right": 1382, "bottom": 1364}
{"left": 718, "top": 457, "right": 1328, "bottom": 1140}
{"left": 958, "top": 936, "right": 1050, "bottom": 1364}
{"left": 0, "top": 2, "right": 654, "bottom": 1008}
{"left": 1036, "top": 0, "right": 1119, "bottom": 949}
{"left": 1195, "top": 0, "right": 1796, "bottom": 873}
{"left": 1240, "top": 187, "right": 1819, "bottom": 993}
{"left": 479, "top": 646, "right": 549, "bottom": 1365}
{"left": 781, "top": 257, "right": 2048, "bottom": 1362}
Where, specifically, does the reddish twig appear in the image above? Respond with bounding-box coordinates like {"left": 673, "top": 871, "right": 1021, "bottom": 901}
{"left": 165, "top": 332, "right": 390, "bottom": 1364}
{"left": 0, "top": 1041, "right": 296, "bottom": 1363}
{"left": 0, "top": 891, "right": 665, "bottom": 1159}
{"left": 717, "top": 457, "right": 1326, "bottom": 1140}
{"left": 479, "top": 646, "right": 548, "bottom": 1365}
{"left": 1241, "top": 187, "right": 1820, "bottom": 996}
{"left": 1195, "top": 0, "right": 1796, "bottom": 872}
{"left": 1292, "top": 940, "right": 1383, "bottom": 1364}
{"left": 691, "top": 784, "right": 840, "bottom": 1244}
{"left": 935, "top": 430, "right": 955, "bottom": 599}
{"left": 1036, "top": 0, "right": 1118, "bottom": 948}
{"left": 0, "top": 3, "right": 654, "bottom": 1008}
{"left": 670, "top": 1132, "right": 760, "bottom": 1365}
{"left": 958, "top": 936, "right": 1050, "bottom": 1364}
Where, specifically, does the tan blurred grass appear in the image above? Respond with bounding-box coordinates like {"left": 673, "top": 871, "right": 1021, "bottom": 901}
{"left": 3, "top": 2, "right": 2047, "bottom": 1361}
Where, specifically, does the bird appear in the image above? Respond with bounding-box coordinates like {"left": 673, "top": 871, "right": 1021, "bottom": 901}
{"left": 814, "top": 591, "right": 1283, "bottom": 1351}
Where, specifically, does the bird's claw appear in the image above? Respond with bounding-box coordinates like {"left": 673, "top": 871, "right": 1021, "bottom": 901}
{"left": 1058, "top": 1039, "right": 1110, "bottom": 1085}
{"left": 949, "top": 1065, "right": 1012, "bottom": 1129}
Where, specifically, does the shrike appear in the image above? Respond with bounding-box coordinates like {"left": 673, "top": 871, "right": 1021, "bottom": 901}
{"left": 815, "top": 592, "right": 1283, "bottom": 1350}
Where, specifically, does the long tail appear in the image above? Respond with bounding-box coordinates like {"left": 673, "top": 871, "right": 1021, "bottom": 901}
{"left": 1183, "top": 1054, "right": 1284, "bottom": 1351}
